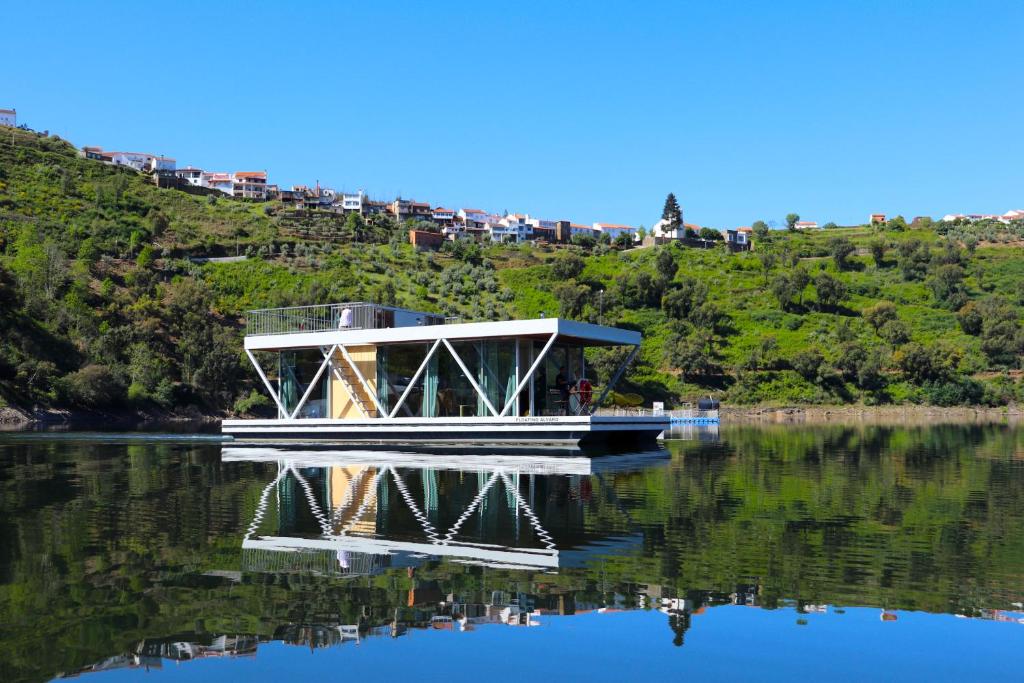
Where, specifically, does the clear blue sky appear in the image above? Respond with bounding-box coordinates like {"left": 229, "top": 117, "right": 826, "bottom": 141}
{"left": 6, "top": 1, "right": 1023, "bottom": 228}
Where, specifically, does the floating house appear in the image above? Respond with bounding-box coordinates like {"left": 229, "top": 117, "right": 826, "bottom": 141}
{"left": 222, "top": 303, "right": 668, "bottom": 446}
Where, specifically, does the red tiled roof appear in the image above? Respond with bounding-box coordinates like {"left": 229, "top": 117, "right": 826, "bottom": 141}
{"left": 235, "top": 171, "right": 267, "bottom": 178}
{"left": 684, "top": 223, "right": 701, "bottom": 230}
{"left": 596, "top": 223, "right": 634, "bottom": 229}
{"left": 433, "top": 207, "right": 453, "bottom": 213}
{"left": 0, "top": 108, "right": 16, "bottom": 114}
{"left": 461, "top": 208, "right": 484, "bottom": 213}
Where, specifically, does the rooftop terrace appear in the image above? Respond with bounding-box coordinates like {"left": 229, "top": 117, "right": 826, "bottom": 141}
{"left": 246, "top": 302, "right": 451, "bottom": 336}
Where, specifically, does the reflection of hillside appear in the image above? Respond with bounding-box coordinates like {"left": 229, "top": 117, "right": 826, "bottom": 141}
{"left": 2, "top": 426, "right": 1024, "bottom": 682}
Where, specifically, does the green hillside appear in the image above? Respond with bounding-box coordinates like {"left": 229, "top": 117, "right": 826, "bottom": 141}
{"left": 0, "top": 127, "right": 1021, "bottom": 417}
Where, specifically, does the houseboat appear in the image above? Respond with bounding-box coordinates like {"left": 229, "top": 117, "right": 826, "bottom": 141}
{"left": 222, "top": 302, "right": 669, "bottom": 447}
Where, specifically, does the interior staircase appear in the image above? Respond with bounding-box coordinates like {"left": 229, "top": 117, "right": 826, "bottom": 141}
{"left": 334, "top": 361, "right": 378, "bottom": 418}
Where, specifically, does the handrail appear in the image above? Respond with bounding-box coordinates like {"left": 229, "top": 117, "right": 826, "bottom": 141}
{"left": 246, "top": 302, "right": 448, "bottom": 336}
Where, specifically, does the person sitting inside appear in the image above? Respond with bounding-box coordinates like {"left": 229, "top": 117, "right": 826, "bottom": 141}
{"left": 554, "top": 367, "right": 572, "bottom": 414}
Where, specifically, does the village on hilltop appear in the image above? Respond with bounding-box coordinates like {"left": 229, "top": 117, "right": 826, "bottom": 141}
{"left": 4, "top": 107, "right": 1021, "bottom": 253}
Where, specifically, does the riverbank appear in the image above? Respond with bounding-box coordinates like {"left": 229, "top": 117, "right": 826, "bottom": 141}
{"left": 0, "top": 404, "right": 220, "bottom": 431}
{"left": 723, "top": 404, "right": 1023, "bottom": 425}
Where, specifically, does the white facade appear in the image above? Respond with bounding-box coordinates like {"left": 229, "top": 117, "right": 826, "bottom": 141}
{"left": 490, "top": 214, "right": 534, "bottom": 243}
{"left": 176, "top": 167, "right": 204, "bottom": 186}
{"left": 204, "top": 173, "right": 235, "bottom": 195}
{"left": 109, "top": 151, "right": 156, "bottom": 171}
{"left": 148, "top": 156, "right": 176, "bottom": 172}
{"left": 458, "top": 208, "right": 489, "bottom": 226}
{"left": 0, "top": 108, "right": 15, "bottom": 127}
{"left": 342, "top": 190, "right": 366, "bottom": 212}
{"left": 651, "top": 218, "right": 685, "bottom": 240}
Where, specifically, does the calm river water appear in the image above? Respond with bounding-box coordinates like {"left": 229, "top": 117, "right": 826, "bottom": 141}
{"left": 1, "top": 424, "right": 1022, "bottom": 682}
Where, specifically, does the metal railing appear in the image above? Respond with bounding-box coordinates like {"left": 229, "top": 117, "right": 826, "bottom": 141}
{"left": 246, "top": 302, "right": 447, "bottom": 336}
{"left": 595, "top": 407, "right": 720, "bottom": 420}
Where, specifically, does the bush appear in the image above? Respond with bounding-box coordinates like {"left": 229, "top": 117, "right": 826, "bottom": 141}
{"left": 233, "top": 389, "right": 270, "bottom": 416}
{"left": 56, "top": 364, "right": 123, "bottom": 407}
{"left": 922, "top": 378, "right": 984, "bottom": 406}
{"left": 863, "top": 300, "right": 898, "bottom": 330}
{"left": 551, "top": 253, "right": 585, "bottom": 280}
{"left": 790, "top": 348, "right": 825, "bottom": 382}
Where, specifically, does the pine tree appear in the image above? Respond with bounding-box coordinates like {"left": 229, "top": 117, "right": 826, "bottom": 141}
{"left": 661, "top": 193, "right": 683, "bottom": 230}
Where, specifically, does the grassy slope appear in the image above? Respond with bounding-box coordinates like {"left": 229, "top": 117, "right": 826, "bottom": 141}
{"left": 0, "top": 127, "right": 1021, "bottom": 413}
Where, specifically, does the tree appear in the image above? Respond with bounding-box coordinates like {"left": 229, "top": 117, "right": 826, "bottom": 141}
{"left": 895, "top": 342, "right": 957, "bottom": 383}
{"left": 785, "top": 213, "right": 800, "bottom": 231}
{"left": 897, "top": 239, "right": 931, "bottom": 281}
{"left": 758, "top": 250, "right": 777, "bottom": 287}
{"left": 752, "top": 221, "right": 769, "bottom": 241}
{"left": 928, "top": 264, "right": 968, "bottom": 310}
{"left": 822, "top": 222, "right": 839, "bottom": 230}
{"left": 959, "top": 296, "right": 1024, "bottom": 365}
{"left": 790, "top": 348, "right": 825, "bottom": 382}
{"left": 741, "top": 336, "right": 780, "bottom": 371}
{"left": 878, "top": 319, "right": 910, "bottom": 345}
{"left": 552, "top": 253, "right": 585, "bottom": 280}
{"left": 661, "top": 276, "right": 708, "bottom": 320}
{"left": 553, "top": 281, "right": 590, "bottom": 319}
{"left": 770, "top": 273, "right": 797, "bottom": 310}
{"left": 814, "top": 272, "right": 847, "bottom": 310}
{"left": 828, "top": 237, "right": 856, "bottom": 270}
{"left": 655, "top": 248, "right": 678, "bottom": 282}
{"left": 885, "top": 215, "right": 907, "bottom": 231}
{"left": 664, "top": 330, "right": 715, "bottom": 381}
{"left": 698, "top": 227, "right": 724, "bottom": 241}
{"left": 862, "top": 300, "right": 898, "bottom": 330}
{"left": 790, "top": 267, "right": 810, "bottom": 305}
{"left": 661, "top": 193, "right": 683, "bottom": 231}
{"left": 869, "top": 238, "right": 887, "bottom": 267}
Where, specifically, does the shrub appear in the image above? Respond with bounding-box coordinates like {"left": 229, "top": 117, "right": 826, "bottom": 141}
{"left": 233, "top": 389, "right": 270, "bottom": 415}
{"left": 922, "top": 377, "right": 984, "bottom": 406}
{"left": 862, "top": 301, "right": 898, "bottom": 330}
{"left": 56, "top": 364, "right": 123, "bottom": 407}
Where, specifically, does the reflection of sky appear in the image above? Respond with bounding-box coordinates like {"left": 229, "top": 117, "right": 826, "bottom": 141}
{"left": 84, "top": 606, "right": 1021, "bottom": 682}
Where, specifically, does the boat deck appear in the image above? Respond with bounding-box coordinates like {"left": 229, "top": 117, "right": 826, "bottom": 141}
{"left": 222, "top": 414, "right": 669, "bottom": 447}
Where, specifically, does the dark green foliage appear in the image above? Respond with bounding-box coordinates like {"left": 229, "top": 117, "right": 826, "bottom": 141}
{"left": 785, "top": 213, "right": 800, "bottom": 231}
{"left": 771, "top": 273, "right": 797, "bottom": 310}
{"left": 862, "top": 300, "right": 898, "bottom": 330}
{"left": 790, "top": 348, "right": 825, "bottom": 382}
{"left": 869, "top": 238, "right": 887, "bottom": 267}
{"left": 55, "top": 364, "right": 123, "bottom": 407}
{"left": 664, "top": 329, "right": 716, "bottom": 380}
{"left": 655, "top": 248, "right": 678, "bottom": 281}
{"left": 897, "top": 239, "right": 931, "bottom": 281}
{"left": 661, "top": 193, "right": 682, "bottom": 230}
{"left": 814, "top": 272, "right": 847, "bottom": 310}
{"left": 661, "top": 276, "right": 708, "bottom": 320}
{"left": 828, "top": 237, "right": 856, "bottom": 270}
{"left": 698, "top": 227, "right": 723, "bottom": 241}
{"left": 554, "top": 280, "right": 590, "bottom": 319}
{"left": 957, "top": 296, "right": 1023, "bottom": 365}
{"left": 928, "top": 264, "right": 968, "bottom": 310}
{"left": 552, "top": 253, "right": 585, "bottom": 280}
{"left": 0, "top": 126, "right": 1021, "bottom": 411}
{"left": 895, "top": 343, "right": 957, "bottom": 384}
{"left": 752, "top": 220, "right": 769, "bottom": 241}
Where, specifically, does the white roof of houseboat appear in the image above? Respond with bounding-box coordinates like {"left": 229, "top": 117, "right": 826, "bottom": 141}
{"left": 244, "top": 316, "right": 641, "bottom": 352}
